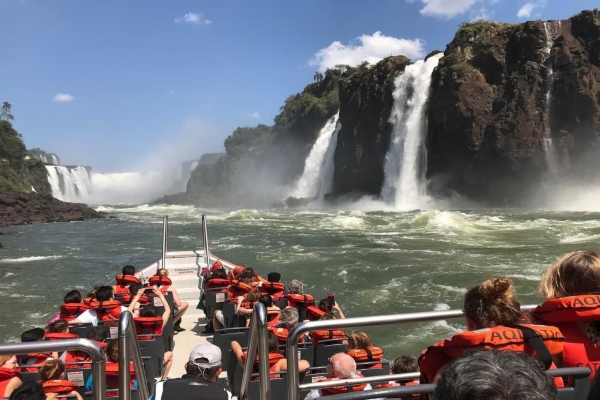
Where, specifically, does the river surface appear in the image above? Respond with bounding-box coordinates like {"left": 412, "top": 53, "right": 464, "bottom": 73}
{"left": 1, "top": 204, "right": 599, "bottom": 360}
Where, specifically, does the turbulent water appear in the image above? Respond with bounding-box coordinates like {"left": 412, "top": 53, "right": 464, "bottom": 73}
{"left": 2, "top": 204, "right": 600, "bottom": 361}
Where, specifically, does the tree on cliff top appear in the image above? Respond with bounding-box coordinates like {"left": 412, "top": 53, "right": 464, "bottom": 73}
{"left": 1, "top": 102, "right": 14, "bottom": 121}
{"left": 0, "top": 121, "right": 26, "bottom": 166}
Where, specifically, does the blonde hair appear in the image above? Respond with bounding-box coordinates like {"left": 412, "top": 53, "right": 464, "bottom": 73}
{"left": 539, "top": 251, "right": 600, "bottom": 299}
{"left": 157, "top": 269, "right": 169, "bottom": 277}
{"left": 39, "top": 359, "right": 65, "bottom": 381}
{"left": 463, "top": 278, "right": 521, "bottom": 329}
{"left": 243, "top": 290, "right": 261, "bottom": 303}
{"left": 0, "top": 355, "right": 15, "bottom": 366}
{"left": 348, "top": 331, "right": 373, "bottom": 349}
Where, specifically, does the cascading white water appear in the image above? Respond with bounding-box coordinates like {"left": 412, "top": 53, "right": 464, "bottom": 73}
{"left": 542, "top": 21, "right": 560, "bottom": 175}
{"left": 45, "top": 166, "right": 92, "bottom": 202}
{"left": 291, "top": 112, "right": 341, "bottom": 199}
{"left": 381, "top": 54, "right": 443, "bottom": 210}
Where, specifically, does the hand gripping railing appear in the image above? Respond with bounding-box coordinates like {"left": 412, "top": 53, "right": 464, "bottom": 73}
{"left": 0, "top": 339, "right": 106, "bottom": 400}
{"left": 202, "top": 214, "right": 210, "bottom": 268}
{"left": 285, "top": 304, "right": 538, "bottom": 400}
{"left": 239, "top": 302, "right": 271, "bottom": 400}
{"left": 118, "top": 310, "right": 150, "bottom": 400}
{"left": 160, "top": 215, "right": 169, "bottom": 272}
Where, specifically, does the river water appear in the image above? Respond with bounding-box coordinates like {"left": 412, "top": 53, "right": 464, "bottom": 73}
{"left": 1, "top": 204, "right": 599, "bottom": 360}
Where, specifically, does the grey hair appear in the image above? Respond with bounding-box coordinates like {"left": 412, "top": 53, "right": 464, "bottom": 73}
{"left": 288, "top": 279, "right": 304, "bottom": 294}
{"left": 278, "top": 307, "right": 299, "bottom": 329}
{"left": 434, "top": 350, "right": 558, "bottom": 400}
{"left": 330, "top": 353, "right": 357, "bottom": 379}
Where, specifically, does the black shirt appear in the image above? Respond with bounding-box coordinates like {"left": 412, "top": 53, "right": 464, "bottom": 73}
{"left": 156, "top": 374, "right": 229, "bottom": 400}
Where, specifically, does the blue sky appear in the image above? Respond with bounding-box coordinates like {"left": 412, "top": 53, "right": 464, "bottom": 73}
{"left": 0, "top": 0, "right": 594, "bottom": 172}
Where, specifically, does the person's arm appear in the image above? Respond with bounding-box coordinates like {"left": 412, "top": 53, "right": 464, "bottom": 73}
{"left": 128, "top": 288, "right": 144, "bottom": 315}
{"left": 333, "top": 302, "right": 345, "bottom": 319}
{"left": 153, "top": 288, "right": 171, "bottom": 328}
{"left": 230, "top": 340, "right": 245, "bottom": 366}
{"left": 236, "top": 296, "right": 252, "bottom": 316}
{"left": 5, "top": 377, "right": 22, "bottom": 398}
{"left": 169, "top": 287, "right": 183, "bottom": 308}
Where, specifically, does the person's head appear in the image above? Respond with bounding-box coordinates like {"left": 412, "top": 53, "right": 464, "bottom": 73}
{"left": 129, "top": 283, "right": 143, "bottom": 295}
{"left": 278, "top": 307, "right": 299, "bottom": 329}
{"left": 288, "top": 279, "right": 304, "bottom": 294}
{"left": 243, "top": 267, "right": 257, "bottom": 277}
{"left": 320, "top": 313, "right": 337, "bottom": 320}
{"left": 63, "top": 290, "right": 81, "bottom": 304}
{"left": 8, "top": 381, "right": 46, "bottom": 400}
{"left": 185, "top": 343, "right": 222, "bottom": 382}
{"left": 318, "top": 298, "right": 334, "bottom": 313}
{"left": 211, "top": 268, "right": 227, "bottom": 279}
{"left": 267, "top": 332, "right": 279, "bottom": 353}
{"left": 87, "top": 326, "right": 108, "bottom": 343}
{"left": 46, "top": 320, "right": 69, "bottom": 334}
{"left": 434, "top": 350, "right": 558, "bottom": 400}
{"left": 348, "top": 331, "right": 373, "bottom": 350}
{"left": 244, "top": 290, "right": 261, "bottom": 303}
{"left": 259, "top": 294, "right": 273, "bottom": 308}
{"left": 106, "top": 340, "right": 119, "bottom": 363}
{"left": 39, "top": 359, "right": 65, "bottom": 381}
{"left": 157, "top": 268, "right": 168, "bottom": 277}
{"left": 122, "top": 265, "right": 135, "bottom": 276}
{"left": 239, "top": 272, "right": 253, "bottom": 282}
{"left": 0, "top": 355, "right": 18, "bottom": 370}
{"left": 390, "top": 355, "right": 419, "bottom": 375}
{"left": 96, "top": 286, "right": 115, "bottom": 302}
{"left": 268, "top": 272, "right": 281, "bottom": 283}
{"left": 140, "top": 305, "right": 159, "bottom": 318}
{"left": 463, "top": 278, "right": 521, "bottom": 330}
{"left": 328, "top": 353, "right": 358, "bottom": 379}
{"left": 21, "top": 328, "right": 45, "bottom": 342}
{"left": 540, "top": 250, "right": 600, "bottom": 299}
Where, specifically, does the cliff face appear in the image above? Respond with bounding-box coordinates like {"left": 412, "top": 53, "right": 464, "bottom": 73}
{"left": 332, "top": 56, "right": 411, "bottom": 197}
{"left": 426, "top": 11, "right": 600, "bottom": 204}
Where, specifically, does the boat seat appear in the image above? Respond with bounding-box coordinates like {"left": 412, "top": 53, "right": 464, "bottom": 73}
{"left": 19, "top": 371, "right": 38, "bottom": 382}
{"left": 213, "top": 327, "right": 249, "bottom": 372}
{"left": 143, "top": 291, "right": 175, "bottom": 351}
{"left": 222, "top": 301, "right": 246, "bottom": 328}
{"left": 226, "top": 349, "right": 239, "bottom": 393}
{"left": 69, "top": 323, "right": 93, "bottom": 339}
{"left": 64, "top": 366, "right": 93, "bottom": 395}
{"left": 83, "top": 389, "right": 140, "bottom": 400}
{"left": 138, "top": 339, "right": 164, "bottom": 378}
{"left": 248, "top": 371, "right": 288, "bottom": 400}
{"left": 279, "top": 342, "right": 315, "bottom": 367}
{"left": 205, "top": 289, "right": 227, "bottom": 319}
{"left": 314, "top": 339, "right": 348, "bottom": 367}
{"left": 301, "top": 367, "right": 329, "bottom": 399}
{"left": 356, "top": 360, "right": 390, "bottom": 376}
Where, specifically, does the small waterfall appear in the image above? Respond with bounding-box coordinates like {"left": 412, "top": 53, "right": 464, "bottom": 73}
{"left": 543, "top": 21, "right": 560, "bottom": 175}
{"left": 45, "top": 166, "right": 92, "bottom": 202}
{"left": 381, "top": 54, "right": 443, "bottom": 210}
{"left": 291, "top": 112, "right": 341, "bottom": 199}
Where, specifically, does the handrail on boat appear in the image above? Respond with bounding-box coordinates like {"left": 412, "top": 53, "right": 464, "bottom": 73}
{"left": 202, "top": 214, "right": 210, "bottom": 269}
{"left": 160, "top": 215, "right": 169, "bottom": 272}
{"left": 239, "top": 302, "right": 271, "bottom": 400}
{"left": 118, "top": 310, "right": 150, "bottom": 400}
{"left": 0, "top": 339, "right": 107, "bottom": 400}
{"left": 285, "top": 304, "right": 538, "bottom": 400}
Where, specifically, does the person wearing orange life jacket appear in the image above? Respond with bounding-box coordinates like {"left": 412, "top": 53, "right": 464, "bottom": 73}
{"left": 533, "top": 250, "right": 600, "bottom": 381}
{"left": 44, "top": 320, "right": 78, "bottom": 360}
{"left": 268, "top": 308, "right": 308, "bottom": 345}
{"left": 71, "top": 286, "right": 135, "bottom": 327}
{"left": 375, "top": 355, "right": 420, "bottom": 394}
{"left": 85, "top": 340, "right": 138, "bottom": 397}
{"left": 39, "top": 358, "right": 83, "bottom": 400}
{"left": 151, "top": 269, "right": 188, "bottom": 333}
{"left": 309, "top": 313, "right": 347, "bottom": 347}
{"left": 418, "top": 277, "right": 564, "bottom": 384}
{"left": 18, "top": 328, "right": 51, "bottom": 373}
{"left": 236, "top": 290, "right": 262, "bottom": 326}
{"left": 346, "top": 330, "right": 384, "bottom": 369}
{"left": 231, "top": 331, "right": 310, "bottom": 379}
{"left": 46, "top": 290, "right": 86, "bottom": 327}
{"left": 304, "top": 353, "right": 385, "bottom": 400}
{"left": 259, "top": 272, "right": 287, "bottom": 301}
{"left": 117, "top": 283, "right": 150, "bottom": 305}
{"left": 0, "top": 355, "right": 22, "bottom": 398}
{"left": 258, "top": 294, "right": 281, "bottom": 323}
{"left": 204, "top": 267, "right": 230, "bottom": 291}
{"left": 62, "top": 326, "right": 108, "bottom": 369}
{"left": 113, "top": 265, "right": 140, "bottom": 295}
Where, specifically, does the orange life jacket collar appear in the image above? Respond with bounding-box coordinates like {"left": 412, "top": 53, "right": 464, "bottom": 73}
{"left": 42, "top": 380, "right": 78, "bottom": 395}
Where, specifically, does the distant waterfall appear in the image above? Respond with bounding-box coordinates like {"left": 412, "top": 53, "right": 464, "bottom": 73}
{"left": 381, "top": 54, "right": 443, "bottom": 210}
{"left": 45, "top": 166, "right": 92, "bottom": 202}
{"left": 292, "top": 112, "right": 341, "bottom": 199}
{"left": 543, "top": 21, "right": 560, "bottom": 175}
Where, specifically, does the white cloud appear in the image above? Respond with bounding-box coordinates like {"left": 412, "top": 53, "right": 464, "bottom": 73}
{"left": 247, "top": 112, "right": 260, "bottom": 119}
{"left": 416, "top": 0, "right": 477, "bottom": 18}
{"left": 309, "top": 31, "right": 425, "bottom": 73}
{"left": 517, "top": 1, "right": 546, "bottom": 19}
{"left": 471, "top": 6, "right": 491, "bottom": 21}
{"left": 53, "top": 93, "right": 74, "bottom": 103}
{"left": 175, "top": 12, "right": 211, "bottom": 25}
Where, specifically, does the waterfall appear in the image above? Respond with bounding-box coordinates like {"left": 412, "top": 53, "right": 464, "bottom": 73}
{"left": 291, "top": 112, "right": 341, "bottom": 199}
{"left": 45, "top": 166, "right": 92, "bottom": 202}
{"left": 542, "top": 21, "right": 560, "bottom": 175}
{"left": 381, "top": 54, "right": 443, "bottom": 210}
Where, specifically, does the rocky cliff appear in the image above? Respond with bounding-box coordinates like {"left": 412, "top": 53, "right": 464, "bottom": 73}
{"left": 426, "top": 10, "right": 600, "bottom": 205}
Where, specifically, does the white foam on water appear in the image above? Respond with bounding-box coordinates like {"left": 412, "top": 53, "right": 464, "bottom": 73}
{"left": 559, "top": 233, "right": 600, "bottom": 244}
{"left": 508, "top": 274, "right": 542, "bottom": 282}
{"left": 0, "top": 256, "right": 63, "bottom": 263}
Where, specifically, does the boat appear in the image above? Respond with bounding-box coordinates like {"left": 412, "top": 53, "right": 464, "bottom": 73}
{"left": 0, "top": 214, "right": 595, "bottom": 400}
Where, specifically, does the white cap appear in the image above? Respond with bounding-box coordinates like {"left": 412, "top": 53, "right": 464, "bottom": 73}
{"left": 189, "top": 343, "right": 221, "bottom": 368}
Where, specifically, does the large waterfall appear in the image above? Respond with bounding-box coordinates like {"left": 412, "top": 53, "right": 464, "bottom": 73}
{"left": 46, "top": 166, "right": 92, "bottom": 202}
{"left": 291, "top": 112, "right": 341, "bottom": 199}
{"left": 542, "top": 21, "right": 560, "bottom": 175}
{"left": 381, "top": 54, "right": 443, "bottom": 210}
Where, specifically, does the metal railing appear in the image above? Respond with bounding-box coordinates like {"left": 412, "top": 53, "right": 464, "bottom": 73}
{"left": 0, "top": 339, "right": 107, "bottom": 400}
{"left": 160, "top": 215, "right": 169, "bottom": 272}
{"left": 202, "top": 214, "right": 210, "bottom": 269}
{"left": 285, "top": 304, "right": 538, "bottom": 400}
{"left": 118, "top": 310, "right": 150, "bottom": 400}
{"left": 239, "top": 302, "right": 271, "bottom": 400}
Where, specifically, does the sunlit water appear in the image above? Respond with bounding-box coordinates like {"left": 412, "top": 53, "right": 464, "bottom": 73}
{"left": 2, "top": 204, "right": 600, "bottom": 360}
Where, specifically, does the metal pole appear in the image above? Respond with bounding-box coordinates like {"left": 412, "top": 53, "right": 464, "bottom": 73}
{"left": 118, "top": 310, "right": 150, "bottom": 400}
{"left": 160, "top": 215, "right": 168, "bottom": 272}
{"left": 202, "top": 214, "right": 209, "bottom": 268}
{"left": 239, "top": 312, "right": 258, "bottom": 400}
{"left": 0, "top": 339, "right": 106, "bottom": 400}
{"left": 285, "top": 304, "right": 537, "bottom": 400}
{"left": 255, "top": 303, "right": 271, "bottom": 400}
{"left": 301, "top": 372, "right": 420, "bottom": 391}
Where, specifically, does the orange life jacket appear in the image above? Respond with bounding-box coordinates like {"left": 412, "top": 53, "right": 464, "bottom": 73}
{"left": 375, "top": 380, "right": 420, "bottom": 398}
{"left": 261, "top": 282, "right": 285, "bottom": 296}
{"left": 64, "top": 341, "right": 107, "bottom": 369}
{"left": 310, "top": 330, "right": 346, "bottom": 346}
{"left": 347, "top": 347, "right": 384, "bottom": 368}
{"left": 418, "top": 324, "right": 564, "bottom": 383}
{"left": 82, "top": 296, "right": 94, "bottom": 306}
{"left": 211, "top": 261, "right": 223, "bottom": 272}
{"left": 44, "top": 332, "right": 79, "bottom": 341}
{"left": 114, "top": 275, "right": 140, "bottom": 294}
{"left": 268, "top": 326, "right": 304, "bottom": 345}
{"left": 320, "top": 376, "right": 367, "bottom": 396}
{"left": 533, "top": 295, "right": 600, "bottom": 380}
{"left": 268, "top": 313, "right": 280, "bottom": 326}
{"left": 59, "top": 303, "right": 90, "bottom": 321}
{"left": 42, "top": 379, "right": 79, "bottom": 394}
{"left": 206, "top": 278, "right": 231, "bottom": 290}
{"left": 0, "top": 367, "right": 20, "bottom": 397}
{"left": 241, "top": 352, "right": 285, "bottom": 379}
{"left": 106, "top": 361, "right": 136, "bottom": 397}
{"left": 241, "top": 301, "right": 257, "bottom": 311}
{"left": 229, "top": 280, "right": 254, "bottom": 298}
{"left": 19, "top": 353, "right": 51, "bottom": 372}
{"left": 286, "top": 293, "right": 314, "bottom": 308}
{"left": 149, "top": 276, "right": 172, "bottom": 293}
{"left": 89, "top": 300, "right": 123, "bottom": 321}
{"left": 117, "top": 293, "right": 150, "bottom": 305}
{"left": 228, "top": 266, "right": 245, "bottom": 281}
{"left": 134, "top": 317, "right": 164, "bottom": 340}
{"left": 306, "top": 306, "right": 327, "bottom": 321}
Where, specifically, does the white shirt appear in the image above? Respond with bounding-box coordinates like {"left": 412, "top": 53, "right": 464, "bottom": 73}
{"left": 304, "top": 383, "right": 384, "bottom": 400}
{"left": 73, "top": 306, "right": 128, "bottom": 326}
